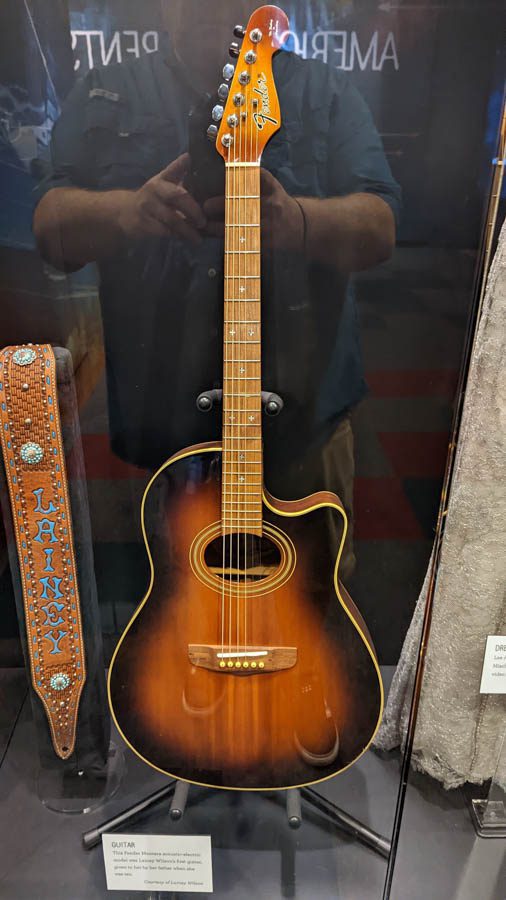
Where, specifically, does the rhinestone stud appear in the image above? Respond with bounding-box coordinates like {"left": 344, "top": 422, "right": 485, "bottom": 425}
{"left": 20, "top": 442, "right": 44, "bottom": 465}
{"left": 50, "top": 672, "right": 70, "bottom": 691}
{"left": 13, "top": 348, "right": 36, "bottom": 366}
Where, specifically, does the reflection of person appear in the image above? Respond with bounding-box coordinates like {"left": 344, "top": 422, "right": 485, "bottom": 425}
{"left": 33, "top": 0, "right": 401, "bottom": 580}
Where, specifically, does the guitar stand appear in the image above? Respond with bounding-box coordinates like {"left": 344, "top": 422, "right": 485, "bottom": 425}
{"left": 82, "top": 777, "right": 390, "bottom": 859}
{"left": 196, "top": 387, "right": 284, "bottom": 416}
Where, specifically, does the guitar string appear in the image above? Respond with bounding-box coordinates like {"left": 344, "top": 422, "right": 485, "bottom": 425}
{"left": 238, "top": 107, "right": 246, "bottom": 653}
{"left": 230, "top": 141, "right": 236, "bottom": 656}
{"left": 232, "top": 112, "right": 240, "bottom": 658}
{"left": 246, "top": 77, "right": 256, "bottom": 656}
{"left": 243, "top": 96, "right": 248, "bottom": 657}
{"left": 222, "top": 145, "right": 230, "bottom": 657}
{"left": 237, "top": 98, "right": 244, "bottom": 658}
{"left": 255, "top": 83, "right": 261, "bottom": 640}
{"left": 223, "top": 147, "right": 235, "bottom": 651}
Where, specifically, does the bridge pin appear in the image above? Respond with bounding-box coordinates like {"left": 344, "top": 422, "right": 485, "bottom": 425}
{"left": 235, "top": 661, "right": 242, "bottom": 668}
{"left": 243, "top": 661, "right": 249, "bottom": 668}
{"left": 219, "top": 661, "right": 226, "bottom": 668}
{"left": 258, "top": 661, "right": 265, "bottom": 669}
{"left": 227, "top": 661, "right": 234, "bottom": 668}
{"left": 251, "top": 661, "right": 257, "bottom": 668}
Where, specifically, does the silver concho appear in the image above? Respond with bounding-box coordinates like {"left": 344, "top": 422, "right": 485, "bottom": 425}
{"left": 13, "top": 347, "right": 36, "bottom": 367}
{"left": 20, "top": 442, "right": 44, "bottom": 465}
{"left": 50, "top": 672, "right": 70, "bottom": 691}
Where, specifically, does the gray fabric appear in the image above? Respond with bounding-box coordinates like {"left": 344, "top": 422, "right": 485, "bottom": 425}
{"left": 375, "top": 220, "right": 506, "bottom": 789}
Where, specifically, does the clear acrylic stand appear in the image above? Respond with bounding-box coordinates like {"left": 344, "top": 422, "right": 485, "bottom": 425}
{"left": 470, "top": 727, "right": 506, "bottom": 838}
{"left": 38, "top": 741, "right": 125, "bottom": 815}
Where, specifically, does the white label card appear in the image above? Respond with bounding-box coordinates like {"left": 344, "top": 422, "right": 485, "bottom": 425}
{"left": 102, "top": 833, "right": 213, "bottom": 893}
{"left": 479, "top": 635, "right": 506, "bottom": 694}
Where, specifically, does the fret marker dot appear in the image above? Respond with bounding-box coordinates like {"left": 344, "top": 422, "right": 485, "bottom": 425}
{"left": 240, "top": 286, "right": 245, "bottom": 293}
{"left": 239, "top": 476, "right": 245, "bottom": 483}
{"left": 249, "top": 415, "right": 255, "bottom": 422}
{"left": 240, "top": 367, "right": 245, "bottom": 374}
{"left": 240, "top": 236, "right": 245, "bottom": 244}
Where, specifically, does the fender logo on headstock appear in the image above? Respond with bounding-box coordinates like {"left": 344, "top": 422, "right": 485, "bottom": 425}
{"left": 253, "top": 72, "right": 278, "bottom": 130}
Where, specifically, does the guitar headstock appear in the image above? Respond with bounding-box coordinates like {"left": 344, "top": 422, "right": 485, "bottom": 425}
{"left": 207, "top": 5, "right": 289, "bottom": 164}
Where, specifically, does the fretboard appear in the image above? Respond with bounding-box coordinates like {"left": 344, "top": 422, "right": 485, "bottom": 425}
{"left": 222, "top": 163, "right": 262, "bottom": 536}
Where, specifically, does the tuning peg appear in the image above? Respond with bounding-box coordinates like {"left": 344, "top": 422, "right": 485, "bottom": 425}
{"left": 212, "top": 104, "right": 224, "bottom": 122}
{"left": 207, "top": 124, "right": 218, "bottom": 141}
{"left": 222, "top": 63, "right": 235, "bottom": 81}
{"left": 217, "top": 83, "right": 229, "bottom": 101}
{"left": 233, "top": 25, "right": 246, "bottom": 38}
{"left": 229, "top": 42, "right": 240, "bottom": 58}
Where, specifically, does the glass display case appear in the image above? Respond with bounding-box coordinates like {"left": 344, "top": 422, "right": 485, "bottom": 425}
{"left": 0, "top": 1, "right": 504, "bottom": 898}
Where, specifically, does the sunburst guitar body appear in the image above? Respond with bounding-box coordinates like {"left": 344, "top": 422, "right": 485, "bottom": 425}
{"left": 108, "top": 6, "right": 383, "bottom": 791}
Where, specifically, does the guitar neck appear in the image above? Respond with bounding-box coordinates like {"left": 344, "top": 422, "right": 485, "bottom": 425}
{"left": 222, "top": 162, "right": 263, "bottom": 536}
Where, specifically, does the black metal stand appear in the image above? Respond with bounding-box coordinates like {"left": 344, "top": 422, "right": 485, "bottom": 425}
{"left": 82, "top": 778, "right": 390, "bottom": 858}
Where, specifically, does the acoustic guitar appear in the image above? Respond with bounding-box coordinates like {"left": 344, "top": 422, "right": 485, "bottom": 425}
{"left": 108, "top": 5, "right": 383, "bottom": 790}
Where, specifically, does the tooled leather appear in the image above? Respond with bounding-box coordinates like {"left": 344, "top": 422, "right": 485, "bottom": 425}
{"left": 0, "top": 344, "right": 86, "bottom": 759}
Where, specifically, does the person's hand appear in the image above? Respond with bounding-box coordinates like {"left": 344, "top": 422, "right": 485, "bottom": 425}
{"left": 118, "top": 153, "right": 206, "bottom": 244}
{"left": 203, "top": 168, "right": 304, "bottom": 251}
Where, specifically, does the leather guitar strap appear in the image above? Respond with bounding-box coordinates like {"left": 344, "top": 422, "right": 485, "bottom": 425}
{"left": 0, "top": 344, "right": 86, "bottom": 759}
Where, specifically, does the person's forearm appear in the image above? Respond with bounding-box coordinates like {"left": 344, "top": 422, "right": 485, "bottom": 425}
{"left": 33, "top": 187, "right": 132, "bottom": 271}
{"left": 296, "top": 193, "right": 395, "bottom": 271}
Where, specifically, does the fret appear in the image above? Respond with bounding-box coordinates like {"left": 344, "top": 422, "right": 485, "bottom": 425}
{"left": 222, "top": 512, "right": 262, "bottom": 517}
{"left": 224, "top": 275, "right": 258, "bottom": 279}
{"left": 223, "top": 474, "right": 262, "bottom": 478}
{"left": 223, "top": 472, "right": 262, "bottom": 484}
{"left": 225, "top": 250, "right": 260, "bottom": 255}
{"left": 222, "top": 496, "right": 262, "bottom": 502}
{"left": 226, "top": 194, "right": 260, "bottom": 199}
{"left": 224, "top": 339, "right": 261, "bottom": 344}
{"left": 223, "top": 447, "right": 262, "bottom": 466}
{"left": 222, "top": 520, "right": 262, "bottom": 525}
{"left": 222, "top": 506, "right": 261, "bottom": 511}
{"left": 222, "top": 500, "right": 257, "bottom": 512}
{"left": 225, "top": 223, "right": 260, "bottom": 227}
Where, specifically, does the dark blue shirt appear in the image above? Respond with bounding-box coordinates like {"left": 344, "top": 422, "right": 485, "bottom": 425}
{"left": 37, "top": 49, "right": 401, "bottom": 472}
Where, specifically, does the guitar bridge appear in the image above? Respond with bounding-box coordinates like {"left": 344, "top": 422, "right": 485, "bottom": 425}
{"left": 188, "top": 644, "right": 297, "bottom": 674}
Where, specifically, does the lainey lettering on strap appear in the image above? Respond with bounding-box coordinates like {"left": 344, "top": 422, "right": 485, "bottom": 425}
{"left": 0, "top": 343, "right": 86, "bottom": 758}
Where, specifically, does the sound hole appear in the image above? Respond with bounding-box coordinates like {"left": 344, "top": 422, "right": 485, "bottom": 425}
{"left": 204, "top": 533, "right": 282, "bottom": 584}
